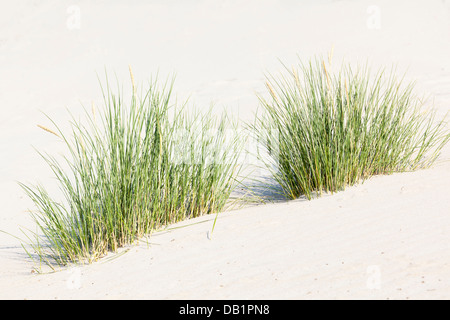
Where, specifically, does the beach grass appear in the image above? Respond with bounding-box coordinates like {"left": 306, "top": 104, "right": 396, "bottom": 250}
{"left": 252, "top": 56, "right": 450, "bottom": 200}
{"left": 20, "top": 71, "right": 244, "bottom": 267}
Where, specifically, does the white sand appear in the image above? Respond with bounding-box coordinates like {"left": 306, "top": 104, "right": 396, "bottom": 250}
{"left": 1, "top": 0, "right": 450, "bottom": 299}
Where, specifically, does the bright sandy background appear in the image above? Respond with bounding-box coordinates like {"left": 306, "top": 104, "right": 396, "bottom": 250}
{"left": 1, "top": 0, "right": 450, "bottom": 299}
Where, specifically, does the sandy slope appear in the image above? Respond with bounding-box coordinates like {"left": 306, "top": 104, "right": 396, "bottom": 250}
{"left": 1, "top": 0, "right": 450, "bottom": 300}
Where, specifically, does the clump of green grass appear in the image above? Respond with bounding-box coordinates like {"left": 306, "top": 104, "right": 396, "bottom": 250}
{"left": 20, "top": 70, "right": 244, "bottom": 267}
{"left": 253, "top": 56, "right": 450, "bottom": 200}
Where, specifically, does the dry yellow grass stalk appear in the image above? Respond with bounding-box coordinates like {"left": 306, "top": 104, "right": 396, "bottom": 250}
{"left": 328, "top": 45, "right": 334, "bottom": 65}
{"left": 293, "top": 67, "right": 301, "bottom": 91}
{"left": 322, "top": 60, "right": 330, "bottom": 83}
{"left": 266, "top": 81, "right": 280, "bottom": 104}
{"left": 129, "top": 64, "right": 136, "bottom": 96}
{"left": 322, "top": 60, "right": 331, "bottom": 93}
{"left": 37, "top": 124, "right": 61, "bottom": 138}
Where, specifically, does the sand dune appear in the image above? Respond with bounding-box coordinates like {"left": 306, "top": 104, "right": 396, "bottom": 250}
{"left": 1, "top": 0, "right": 450, "bottom": 300}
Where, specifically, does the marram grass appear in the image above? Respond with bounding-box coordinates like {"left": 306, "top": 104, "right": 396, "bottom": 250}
{"left": 20, "top": 72, "right": 244, "bottom": 268}
{"left": 253, "top": 57, "right": 450, "bottom": 200}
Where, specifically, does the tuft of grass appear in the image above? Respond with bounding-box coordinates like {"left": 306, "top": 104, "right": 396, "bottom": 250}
{"left": 20, "top": 72, "right": 244, "bottom": 268}
{"left": 252, "top": 56, "right": 450, "bottom": 200}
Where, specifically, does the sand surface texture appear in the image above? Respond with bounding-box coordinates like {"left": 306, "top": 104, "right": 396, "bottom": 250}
{"left": 1, "top": 0, "right": 450, "bottom": 299}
